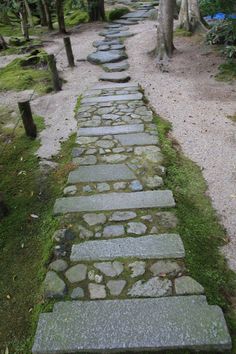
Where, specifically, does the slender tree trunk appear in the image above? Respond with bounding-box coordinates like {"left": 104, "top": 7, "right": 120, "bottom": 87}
{"left": 38, "top": 0, "right": 47, "bottom": 26}
{"left": 0, "top": 193, "right": 9, "bottom": 219}
{"left": 188, "top": 0, "right": 207, "bottom": 32}
{"left": 24, "top": 0, "right": 34, "bottom": 27}
{"left": 42, "top": 0, "right": 54, "bottom": 30}
{"left": 88, "top": 0, "right": 105, "bottom": 21}
{"left": 155, "top": 0, "right": 175, "bottom": 61}
{"left": 56, "top": 0, "right": 66, "bottom": 34}
{"left": 99, "top": 0, "right": 106, "bottom": 21}
{"left": 178, "top": 0, "right": 190, "bottom": 31}
{"left": 19, "top": 1, "right": 29, "bottom": 41}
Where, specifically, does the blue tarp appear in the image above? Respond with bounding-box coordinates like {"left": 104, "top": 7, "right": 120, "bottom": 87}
{"left": 204, "top": 12, "right": 236, "bottom": 21}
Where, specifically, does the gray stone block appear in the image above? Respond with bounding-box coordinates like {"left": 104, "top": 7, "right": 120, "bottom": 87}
{"left": 99, "top": 72, "right": 131, "bottom": 83}
{"left": 115, "top": 133, "right": 157, "bottom": 146}
{"left": 54, "top": 190, "right": 175, "bottom": 215}
{"left": 70, "top": 234, "right": 185, "bottom": 262}
{"left": 81, "top": 93, "right": 142, "bottom": 105}
{"left": 102, "top": 60, "right": 129, "bottom": 72}
{"left": 32, "top": 296, "right": 231, "bottom": 353}
{"left": 67, "top": 164, "right": 135, "bottom": 184}
{"left": 87, "top": 50, "right": 127, "bottom": 64}
{"left": 78, "top": 124, "right": 144, "bottom": 136}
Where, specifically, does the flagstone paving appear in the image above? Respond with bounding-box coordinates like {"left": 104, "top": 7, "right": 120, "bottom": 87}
{"left": 32, "top": 3, "right": 232, "bottom": 353}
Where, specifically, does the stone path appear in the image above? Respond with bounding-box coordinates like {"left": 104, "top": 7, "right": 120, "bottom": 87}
{"left": 32, "top": 3, "right": 232, "bottom": 353}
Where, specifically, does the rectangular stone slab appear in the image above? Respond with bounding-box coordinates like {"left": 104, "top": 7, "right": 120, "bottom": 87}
{"left": 81, "top": 93, "right": 142, "bottom": 105}
{"left": 115, "top": 132, "right": 157, "bottom": 146}
{"left": 92, "top": 82, "right": 138, "bottom": 90}
{"left": 78, "top": 124, "right": 144, "bottom": 136}
{"left": 70, "top": 234, "right": 185, "bottom": 261}
{"left": 32, "top": 297, "right": 231, "bottom": 353}
{"left": 53, "top": 190, "right": 175, "bottom": 215}
{"left": 67, "top": 164, "right": 135, "bottom": 184}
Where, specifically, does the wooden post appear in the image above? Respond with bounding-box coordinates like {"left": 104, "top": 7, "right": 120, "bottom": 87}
{"left": 47, "top": 54, "right": 61, "bottom": 92}
{"left": 18, "top": 100, "right": 37, "bottom": 138}
{"left": 63, "top": 37, "right": 75, "bottom": 67}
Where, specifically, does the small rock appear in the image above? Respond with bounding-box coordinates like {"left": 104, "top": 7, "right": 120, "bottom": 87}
{"left": 144, "top": 176, "right": 163, "bottom": 189}
{"left": 85, "top": 148, "right": 97, "bottom": 155}
{"left": 129, "top": 261, "right": 146, "bottom": 278}
{"left": 94, "top": 261, "right": 123, "bottom": 277}
{"left": 150, "top": 226, "right": 158, "bottom": 234}
{"left": 71, "top": 287, "right": 84, "bottom": 299}
{"left": 83, "top": 185, "right": 93, "bottom": 193}
{"left": 109, "top": 211, "right": 137, "bottom": 221}
{"left": 72, "top": 147, "right": 85, "bottom": 157}
{"left": 113, "top": 182, "right": 127, "bottom": 190}
{"left": 95, "top": 274, "right": 103, "bottom": 283}
{"left": 175, "top": 276, "right": 204, "bottom": 295}
{"left": 141, "top": 215, "right": 153, "bottom": 222}
{"left": 77, "top": 136, "right": 98, "bottom": 145}
{"left": 103, "top": 225, "right": 125, "bottom": 238}
{"left": 89, "top": 283, "right": 106, "bottom": 299}
{"left": 130, "top": 180, "right": 143, "bottom": 191}
{"left": 78, "top": 225, "right": 93, "bottom": 239}
{"left": 127, "top": 222, "right": 147, "bottom": 235}
{"left": 96, "top": 140, "right": 115, "bottom": 149}
{"left": 65, "top": 264, "right": 87, "bottom": 283}
{"left": 128, "top": 277, "right": 172, "bottom": 297}
{"left": 95, "top": 232, "right": 102, "bottom": 238}
{"left": 88, "top": 270, "right": 95, "bottom": 281}
{"left": 43, "top": 271, "right": 67, "bottom": 298}
{"left": 101, "top": 154, "right": 128, "bottom": 163}
{"left": 52, "top": 229, "right": 75, "bottom": 243}
{"left": 107, "top": 280, "right": 126, "bottom": 295}
{"left": 83, "top": 213, "right": 106, "bottom": 226}
{"left": 150, "top": 261, "right": 182, "bottom": 277}
{"left": 156, "top": 212, "right": 178, "bottom": 229}
{"left": 63, "top": 185, "right": 77, "bottom": 196}
{"left": 73, "top": 155, "right": 97, "bottom": 165}
{"left": 53, "top": 245, "right": 67, "bottom": 258}
{"left": 97, "top": 183, "right": 110, "bottom": 192}
{"left": 49, "top": 259, "right": 68, "bottom": 272}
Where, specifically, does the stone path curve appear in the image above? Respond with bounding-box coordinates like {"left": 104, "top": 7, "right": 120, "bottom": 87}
{"left": 32, "top": 3, "right": 231, "bottom": 353}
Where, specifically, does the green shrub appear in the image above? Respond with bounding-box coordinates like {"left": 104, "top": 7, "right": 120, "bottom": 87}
{"left": 206, "top": 19, "right": 236, "bottom": 45}
{"left": 223, "top": 45, "right": 236, "bottom": 58}
{"left": 109, "top": 7, "right": 130, "bottom": 21}
{"left": 199, "top": 0, "right": 235, "bottom": 17}
{"left": 65, "top": 10, "right": 88, "bottom": 26}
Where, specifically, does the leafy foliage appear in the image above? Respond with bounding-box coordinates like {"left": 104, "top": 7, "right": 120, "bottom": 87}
{"left": 199, "top": 0, "right": 235, "bottom": 17}
{"left": 206, "top": 19, "right": 236, "bottom": 45}
{"left": 223, "top": 45, "right": 236, "bottom": 58}
{"left": 109, "top": 7, "right": 130, "bottom": 21}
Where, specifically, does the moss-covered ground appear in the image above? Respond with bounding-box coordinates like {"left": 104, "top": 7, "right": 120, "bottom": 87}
{"left": 216, "top": 60, "right": 236, "bottom": 81}
{"left": 0, "top": 104, "right": 76, "bottom": 352}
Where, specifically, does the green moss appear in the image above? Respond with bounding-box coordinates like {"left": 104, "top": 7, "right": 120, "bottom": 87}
{"left": 65, "top": 10, "right": 88, "bottom": 26}
{"left": 74, "top": 94, "right": 83, "bottom": 114}
{"left": 0, "top": 22, "right": 48, "bottom": 37}
{"left": 227, "top": 113, "right": 236, "bottom": 122}
{"left": 216, "top": 60, "right": 236, "bottom": 81}
{"left": 155, "top": 114, "right": 236, "bottom": 351}
{"left": 0, "top": 111, "right": 76, "bottom": 352}
{"left": 108, "top": 7, "right": 130, "bottom": 21}
{"left": 174, "top": 28, "right": 192, "bottom": 37}
{"left": 0, "top": 54, "right": 52, "bottom": 94}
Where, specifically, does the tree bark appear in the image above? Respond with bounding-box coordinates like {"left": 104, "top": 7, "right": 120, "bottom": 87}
{"left": 155, "top": 0, "right": 175, "bottom": 61}
{"left": 19, "top": 1, "right": 29, "bottom": 41}
{"left": 88, "top": 0, "right": 105, "bottom": 21}
{"left": 187, "top": 0, "right": 207, "bottom": 32}
{"left": 56, "top": 0, "right": 66, "bottom": 34}
{"left": 24, "top": 0, "right": 34, "bottom": 27}
{"left": 42, "top": 0, "right": 54, "bottom": 30}
{"left": 0, "top": 193, "right": 9, "bottom": 219}
{"left": 178, "top": 0, "right": 190, "bottom": 31}
{"left": 38, "top": 0, "right": 47, "bottom": 26}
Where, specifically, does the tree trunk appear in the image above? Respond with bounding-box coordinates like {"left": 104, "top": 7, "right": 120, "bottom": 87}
{"left": 0, "top": 193, "right": 9, "bottom": 219}
{"left": 19, "top": 1, "right": 29, "bottom": 41}
{"left": 155, "top": 0, "right": 175, "bottom": 61}
{"left": 56, "top": 0, "right": 66, "bottom": 34}
{"left": 38, "top": 0, "right": 47, "bottom": 26}
{"left": 0, "top": 35, "right": 8, "bottom": 50}
{"left": 42, "top": 0, "right": 54, "bottom": 30}
{"left": 24, "top": 0, "right": 34, "bottom": 27}
{"left": 88, "top": 0, "right": 105, "bottom": 21}
{"left": 188, "top": 0, "right": 207, "bottom": 32}
{"left": 178, "top": 0, "right": 190, "bottom": 31}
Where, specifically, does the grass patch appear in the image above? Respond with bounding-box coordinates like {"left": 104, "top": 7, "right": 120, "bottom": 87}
{"left": 174, "top": 28, "right": 192, "bottom": 37}
{"left": 155, "top": 114, "right": 236, "bottom": 352}
{"left": 0, "top": 22, "right": 48, "bottom": 37}
{"left": 74, "top": 94, "right": 83, "bottom": 114}
{"left": 0, "top": 107, "right": 76, "bottom": 352}
{"left": 0, "top": 54, "right": 52, "bottom": 94}
{"left": 227, "top": 113, "right": 236, "bottom": 122}
{"left": 216, "top": 60, "right": 236, "bottom": 81}
{"left": 108, "top": 7, "right": 130, "bottom": 21}
{"left": 65, "top": 10, "right": 88, "bottom": 26}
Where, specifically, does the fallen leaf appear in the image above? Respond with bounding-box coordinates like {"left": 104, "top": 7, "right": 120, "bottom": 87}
{"left": 6, "top": 294, "right": 11, "bottom": 300}
{"left": 30, "top": 214, "right": 39, "bottom": 219}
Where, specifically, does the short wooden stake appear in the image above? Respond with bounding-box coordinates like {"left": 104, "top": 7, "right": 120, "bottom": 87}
{"left": 18, "top": 100, "right": 37, "bottom": 139}
{"left": 63, "top": 36, "right": 75, "bottom": 67}
{"left": 47, "top": 54, "right": 61, "bottom": 92}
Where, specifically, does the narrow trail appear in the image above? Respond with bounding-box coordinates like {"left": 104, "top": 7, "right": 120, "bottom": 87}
{"left": 32, "top": 5, "right": 231, "bottom": 353}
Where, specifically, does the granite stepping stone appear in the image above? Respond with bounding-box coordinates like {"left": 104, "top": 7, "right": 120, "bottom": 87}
{"left": 87, "top": 50, "right": 127, "bottom": 64}
{"left": 115, "top": 133, "right": 157, "bottom": 146}
{"left": 114, "top": 19, "right": 139, "bottom": 25}
{"left": 106, "top": 31, "right": 135, "bottom": 39}
{"left": 78, "top": 124, "right": 144, "bottom": 136}
{"left": 99, "top": 72, "right": 131, "bottom": 83}
{"left": 70, "top": 234, "right": 185, "bottom": 262}
{"left": 81, "top": 93, "right": 142, "bottom": 104}
{"left": 93, "top": 39, "right": 121, "bottom": 48}
{"left": 54, "top": 190, "right": 176, "bottom": 215}
{"left": 67, "top": 164, "right": 135, "bottom": 183}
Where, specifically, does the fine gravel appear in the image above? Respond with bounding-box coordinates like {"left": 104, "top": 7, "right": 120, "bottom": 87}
{"left": 126, "top": 20, "right": 236, "bottom": 271}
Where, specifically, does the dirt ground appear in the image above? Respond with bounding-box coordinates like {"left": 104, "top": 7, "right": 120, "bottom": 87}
{"left": 1, "top": 19, "right": 236, "bottom": 271}
{"left": 126, "top": 20, "right": 236, "bottom": 271}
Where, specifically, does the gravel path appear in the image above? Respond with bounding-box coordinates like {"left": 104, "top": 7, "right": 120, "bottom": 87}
{"left": 126, "top": 20, "right": 236, "bottom": 271}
